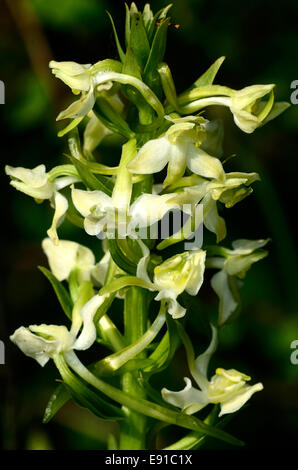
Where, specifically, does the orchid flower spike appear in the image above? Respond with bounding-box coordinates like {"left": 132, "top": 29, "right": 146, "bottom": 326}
{"left": 162, "top": 324, "right": 263, "bottom": 416}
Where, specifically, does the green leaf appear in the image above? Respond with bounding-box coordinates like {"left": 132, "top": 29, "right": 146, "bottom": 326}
{"left": 54, "top": 357, "right": 124, "bottom": 420}
{"left": 129, "top": 12, "right": 150, "bottom": 70}
{"left": 142, "top": 4, "right": 154, "bottom": 34}
{"left": 99, "top": 274, "right": 153, "bottom": 296}
{"left": 67, "top": 129, "right": 114, "bottom": 194}
{"left": 67, "top": 152, "right": 113, "bottom": 194}
{"left": 193, "top": 56, "right": 226, "bottom": 88}
{"left": 123, "top": 46, "right": 142, "bottom": 79}
{"left": 147, "top": 4, "right": 173, "bottom": 43}
{"left": 43, "top": 383, "right": 70, "bottom": 423}
{"left": 108, "top": 238, "right": 143, "bottom": 275}
{"left": 38, "top": 266, "right": 73, "bottom": 320}
{"left": 144, "top": 313, "right": 180, "bottom": 374}
{"left": 94, "top": 97, "right": 135, "bottom": 140}
{"left": 144, "top": 18, "right": 170, "bottom": 95}
{"left": 106, "top": 11, "right": 125, "bottom": 62}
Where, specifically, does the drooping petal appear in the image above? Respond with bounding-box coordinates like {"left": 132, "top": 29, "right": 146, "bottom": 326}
{"left": 203, "top": 193, "right": 226, "bottom": 242}
{"left": 185, "top": 250, "right": 206, "bottom": 296}
{"left": 47, "top": 192, "right": 69, "bottom": 244}
{"left": 162, "top": 377, "right": 208, "bottom": 414}
{"left": 192, "top": 324, "right": 218, "bottom": 390}
{"left": 163, "top": 142, "right": 188, "bottom": 187}
{"left": 154, "top": 289, "right": 186, "bottom": 319}
{"left": 56, "top": 86, "right": 96, "bottom": 120}
{"left": 127, "top": 136, "right": 170, "bottom": 174}
{"left": 187, "top": 145, "right": 225, "bottom": 181}
{"left": 219, "top": 382, "right": 263, "bottom": 417}
{"left": 231, "top": 109, "right": 260, "bottom": 134}
{"left": 210, "top": 270, "right": 239, "bottom": 326}
{"left": 74, "top": 294, "right": 109, "bottom": 350}
{"left": 136, "top": 239, "right": 154, "bottom": 286}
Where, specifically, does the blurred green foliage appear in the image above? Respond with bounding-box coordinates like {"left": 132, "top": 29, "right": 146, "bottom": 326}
{"left": 0, "top": 0, "right": 298, "bottom": 450}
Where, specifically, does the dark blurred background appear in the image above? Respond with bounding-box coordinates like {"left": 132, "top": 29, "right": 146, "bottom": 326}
{"left": 0, "top": 0, "right": 298, "bottom": 450}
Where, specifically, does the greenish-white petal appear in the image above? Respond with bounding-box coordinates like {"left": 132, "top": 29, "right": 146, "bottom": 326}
{"left": 42, "top": 238, "right": 95, "bottom": 282}
{"left": 57, "top": 86, "right": 96, "bottom": 120}
{"left": 185, "top": 250, "right": 206, "bottom": 296}
{"left": 127, "top": 136, "right": 170, "bottom": 174}
{"left": 10, "top": 326, "right": 64, "bottom": 367}
{"left": 193, "top": 324, "right": 218, "bottom": 389}
{"left": 47, "top": 192, "right": 69, "bottom": 244}
{"left": 231, "top": 84, "right": 275, "bottom": 111}
{"left": 154, "top": 289, "right": 186, "bottom": 319}
{"left": 49, "top": 60, "right": 91, "bottom": 91}
{"left": 91, "top": 252, "right": 111, "bottom": 286}
{"left": 74, "top": 294, "right": 108, "bottom": 350}
{"left": 219, "top": 382, "right": 263, "bottom": 417}
{"left": 187, "top": 145, "right": 225, "bottom": 181}
{"left": 5, "top": 164, "right": 54, "bottom": 200}
{"left": 210, "top": 270, "right": 239, "bottom": 325}
{"left": 162, "top": 377, "right": 208, "bottom": 414}
{"left": 163, "top": 143, "right": 188, "bottom": 187}
{"left": 129, "top": 193, "right": 180, "bottom": 229}
{"left": 231, "top": 238, "right": 269, "bottom": 254}
{"left": 231, "top": 108, "right": 260, "bottom": 134}
{"left": 203, "top": 194, "right": 226, "bottom": 242}
{"left": 83, "top": 112, "right": 112, "bottom": 153}
{"left": 72, "top": 187, "right": 111, "bottom": 217}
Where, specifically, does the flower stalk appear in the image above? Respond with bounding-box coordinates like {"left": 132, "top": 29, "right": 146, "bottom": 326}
{"left": 6, "top": 2, "right": 289, "bottom": 450}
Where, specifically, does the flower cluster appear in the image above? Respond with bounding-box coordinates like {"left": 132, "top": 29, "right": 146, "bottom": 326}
{"left": 6, "top": 3, "right": 289, "bottom": 450}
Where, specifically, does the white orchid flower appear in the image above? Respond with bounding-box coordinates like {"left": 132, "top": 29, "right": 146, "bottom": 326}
{"left": 42, "top": 238, "right": 96, "bottom": 282}
{"left": 127, "top": 117, "right": 225, "bottom": 187}
{"left": 10, "top": 293, "right": 108, "bottom": 367}
{"left": 181, "top": 84, "right": 289, "bottom": 134}
{"left": 208, "top": 239, "right": 269, "bottom": 325}
{"left": 72, "top": 186, "right": 202, "bottom": 239}
{"left": 137, "top": 248, "right": 206, "bottom": 319}
{"left": 49, "top": 60, "right": 110, "bottom": 121}
{"left": 162, "top": 325, "right": 263, "bottom": 416}
{"left": 5, "top": 164, "right": 80, "bottom": 244}
{"left": 192, "top": 170, "right": 260, "bottom": 242}
{"left": 49, "top": 60, "right": 164, "bottom": 128}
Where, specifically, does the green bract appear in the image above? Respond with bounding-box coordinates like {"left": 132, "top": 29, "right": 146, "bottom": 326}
{"left": 6, "top": 2, "right": 289, "bottom": 451}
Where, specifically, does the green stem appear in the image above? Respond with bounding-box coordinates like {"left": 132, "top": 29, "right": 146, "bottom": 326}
{"left": 119, "top": 287, "right": 149, "bottom": 450}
